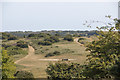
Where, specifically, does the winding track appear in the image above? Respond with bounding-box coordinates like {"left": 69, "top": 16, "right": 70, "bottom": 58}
{"left": 15, "top": 45, "right": 35, "bottom": 64}
{"left": 74, "top": 38, "right": 83, "bottom": 46}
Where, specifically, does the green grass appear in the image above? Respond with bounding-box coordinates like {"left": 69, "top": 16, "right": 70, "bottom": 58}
{"left": 6, "top": 37, "right": 94, "bottom": 78}
{"left": 31, "top": 39, "right": 88, "bottom": 56}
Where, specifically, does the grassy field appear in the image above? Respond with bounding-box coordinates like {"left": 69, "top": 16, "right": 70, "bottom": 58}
{"left": 3, "top": 36, "right": 96, "bottom": 78}
{"left": 15, "top": 37, "right": 91, "bottom": 78}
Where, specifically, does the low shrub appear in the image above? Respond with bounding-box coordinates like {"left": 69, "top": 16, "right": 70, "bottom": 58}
{"left": 7, "top": 46, "right": 27, "bottom": 55}
{"left": 45, "top": 51, "right": 60, "bottom": 57}
{"left": 8, "top": 36, "right": 17, "bottom": 40}
{"left": 63, "top": 34, "right": 73, "bottom": 41}
{"left": 17, "top": 40, "right": 28, "bottom": 48}
{"left": 14, "top": 71, "right": 34, "bottom": 79}
{"left": 46, "top": 62, "right": 83, "bottom": 80}
{"left": 38, "top": 41, "right": 52, "bottom": 45}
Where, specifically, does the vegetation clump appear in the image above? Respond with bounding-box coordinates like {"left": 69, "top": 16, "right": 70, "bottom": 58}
{"left": 38, "top": 41, "right": 52, "bottom": 45}
{"left": 45, "top": 51, "right": 61, "bottom": 57}
{"left": 1, "top": 50, "right": 16, "bottom": 79}
{"left": 46, "top": 62, "right": 82, "bottom": 80}
{"left": 63, "top": 34, "right": 73, "bottom": 41}
{"left": 6, "top": 46, "right": 27, "bottom": 55}
{"left": 38, "top": 36, "right": 59, "bottom": 46}
{"left": 14, "top": 71, "right": 34, "bottom": 79}
{"left": 17, "top": 40, "right": 28, "bottom": 48}
{"left": 78, "top": 38, "right": 85, "bottom": 41}
{"left": 2, "top": 33, "right": 17, "bottom": 40}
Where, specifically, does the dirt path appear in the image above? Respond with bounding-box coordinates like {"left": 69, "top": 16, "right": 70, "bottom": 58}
{"left": 15, "top": 45, "right": 35, "bottom": 64}
{"left": 74, "top": 38, "right": 83, "bottom": 46}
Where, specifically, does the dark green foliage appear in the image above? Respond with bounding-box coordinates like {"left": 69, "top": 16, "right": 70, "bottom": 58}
{"left": 3, "top": 30, "right": 98, "bottom": 38}
{"left": 28, "top": 34, "right": 36, "bottom": 37}
{"left": 63, "top": 34, "right": 73, "bottom": 41}
{"left": 17, "top": 40, "right": 28, "bottom": 48}
{"left": 45, "top": 51, "right": 60, "bottom": 57}
{"left": 8, "top": 36, "right": 17, "bottom": 40}
{"left": 54, "top": 33, "right": 60, "bottom": 36}
{"left": 28, "top": 33, "right": 51, "bottom": 38}
{"left": 38, "top": 36, "right": 59, "bottom": 46}
{"left": 2, "top": 33, "right": 10, "bottom": 39}
{"left": 14, "top": 71, "right": 34, "bottom": 78}
{"left": 78, "top": 38, "right": 85, "bottom": 41}
{"left": 2, "top": 44, "right": 11, "bottom": 49}
{"left": 6, "top": 46, "right": 27, "bottom": 55}
{"left": 46, "top": 62, "right": 83, "bottom": 80}
{"left": 73, "top": 34, "right": 81, "bottom": 37}
{"left": 44, "top": 36, "right": 59, "bottom": 43}
{"left": 83, "top": 17, "right": 120, "bottom": 79}
{"left": 2, "top": 33, "right": 17, "bottom": 40}
{"left": 44, "top": 37, "right": 54, "bottom": 43}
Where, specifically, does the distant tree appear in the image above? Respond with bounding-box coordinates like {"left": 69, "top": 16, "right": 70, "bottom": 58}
{"left": 55, "top": 33, "right": 60, "bottom": 36}
{"left": 28, "top": 34, "right": 36, "bottom": 37}
{"left": 23, "top": 35, "right": 26, "bottom": 38}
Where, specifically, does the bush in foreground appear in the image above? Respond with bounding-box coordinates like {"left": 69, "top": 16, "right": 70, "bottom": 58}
{"left": 46, "top": 62, "right": 83, "bottom": 80}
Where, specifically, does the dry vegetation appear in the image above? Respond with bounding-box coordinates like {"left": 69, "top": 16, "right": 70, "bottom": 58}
{"left": 3, "top": 33, "right": 97, "bottom": 78}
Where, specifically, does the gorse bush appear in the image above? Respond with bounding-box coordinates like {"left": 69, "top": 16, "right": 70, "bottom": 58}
{"left": 63, "top": 34, "right": 73, "bottom": 41}
{"left": 78, "top": 38, "right": 85, "bottom": 41}
{"left": 38, "top": 36, "right": 59, "bottom": 46}
{"left": 17, "top": 40, "right": 28, "bottom": 48}
{"left": 44, "top": 36, "right": 59, "bottom": 43}
{"left": 38, "top": 41, "right": 52, "bottom": 45}
{"left": 8, "top": 36, "right": 17, "bottom": 40}
{"left": 45, "top": 51, "right": 61, "bottom": 57}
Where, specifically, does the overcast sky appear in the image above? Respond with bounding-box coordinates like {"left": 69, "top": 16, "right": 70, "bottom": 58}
{"left": 2, "top": 2, "right": 118, "bottom": 31}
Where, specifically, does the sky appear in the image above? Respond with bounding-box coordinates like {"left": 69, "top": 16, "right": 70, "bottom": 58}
{"left": 2, "top": 2, "right": 118, "bottom": 31}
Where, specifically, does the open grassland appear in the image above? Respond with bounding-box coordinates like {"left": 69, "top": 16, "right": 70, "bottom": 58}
{"left": 31, "top": 38, "right": 88, "bottom": 56}
{"left": 15, "top": 37, "right": 91, "bottom": 78}
{"left": 3, "top": 36, "right": 96, "bottom": 78}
